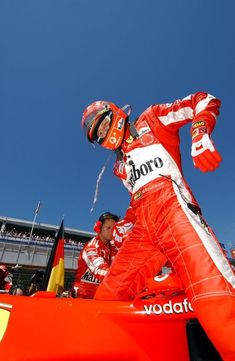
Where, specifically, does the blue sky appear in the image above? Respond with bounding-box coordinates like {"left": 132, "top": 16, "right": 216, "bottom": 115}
{"left": 0, "top": 1, "right": 235, "bottom": 251}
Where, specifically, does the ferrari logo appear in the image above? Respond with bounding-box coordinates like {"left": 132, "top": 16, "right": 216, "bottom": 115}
{"left": 126, "top": 136, "right": 134, "bottom": 144}
{"left": 0, "top": 308, "right": 11, "bottom": 342}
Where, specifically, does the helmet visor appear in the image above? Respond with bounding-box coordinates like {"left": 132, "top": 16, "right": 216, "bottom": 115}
{"left": 96, "top": 113, "right": 113, "bottom": 144}
{"left": 88, "top": 111, "right": 113, "bottom": 144}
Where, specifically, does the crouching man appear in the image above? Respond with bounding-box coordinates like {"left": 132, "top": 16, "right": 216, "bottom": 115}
{"left": 72, "top": 212, "right": 119, "bottom": 298}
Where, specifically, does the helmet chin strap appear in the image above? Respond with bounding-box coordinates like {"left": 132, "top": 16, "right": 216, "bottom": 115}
{"left": 121, "top": 104, "right": 132, "bottom": 117}
{"left": 115, "top": 118, "right": 139, "bottom": 161}
{"left": 121, "top": 104, "right": 139, "bottom": 138}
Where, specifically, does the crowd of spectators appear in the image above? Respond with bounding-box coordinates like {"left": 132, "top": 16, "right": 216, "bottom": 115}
{"left": 0, "top": 226, "right": 85, "bottom": 248}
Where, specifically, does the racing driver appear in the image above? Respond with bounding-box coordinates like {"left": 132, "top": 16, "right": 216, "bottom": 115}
{"left": 72, "top": 212, "right": 119, "bottom": 298}
{"left": 81, "top": 92, "right": 235, "bottom": 361}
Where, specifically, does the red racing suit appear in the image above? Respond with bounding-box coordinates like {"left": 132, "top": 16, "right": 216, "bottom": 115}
{"left": 95, "top": 92, "right": 235, "bottom": 361}
{"left": 73, "top": 236, "right": 112, "bottom": 299}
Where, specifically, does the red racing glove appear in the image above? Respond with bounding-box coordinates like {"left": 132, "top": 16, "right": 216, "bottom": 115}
{"left": 111, "top": 220, "right": 133, "bottom": 249}
{"left": 191, "top": 120, "right": 222, "bottom": 172}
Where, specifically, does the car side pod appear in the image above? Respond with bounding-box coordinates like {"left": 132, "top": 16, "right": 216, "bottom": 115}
{"left": 186, "top": 319, "right": 222, "bottom": 361}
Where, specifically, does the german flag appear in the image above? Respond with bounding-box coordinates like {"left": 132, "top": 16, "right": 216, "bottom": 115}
{"left": 41, "top": 220, "right": 64, "bottom": 294}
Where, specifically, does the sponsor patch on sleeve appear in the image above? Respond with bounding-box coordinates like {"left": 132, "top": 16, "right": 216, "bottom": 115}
{"left": 136, "top": 121, "right": 151, "bottom": 137}
{"left": 192, "top": 120, "right": 206, "bottom": 128}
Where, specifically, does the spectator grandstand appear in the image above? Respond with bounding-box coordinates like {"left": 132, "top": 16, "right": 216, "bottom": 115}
{"left": 0, "top": 216, "right": 95, "bottom": 291}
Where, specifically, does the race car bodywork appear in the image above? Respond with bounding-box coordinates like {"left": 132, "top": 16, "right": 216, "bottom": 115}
{"left": 0, "top": 275, "right": 221, "bottom": 361}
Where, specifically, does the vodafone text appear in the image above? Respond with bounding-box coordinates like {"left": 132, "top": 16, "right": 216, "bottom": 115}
{"left": 144, "top": 298, "right": 194, "bottom": 316}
